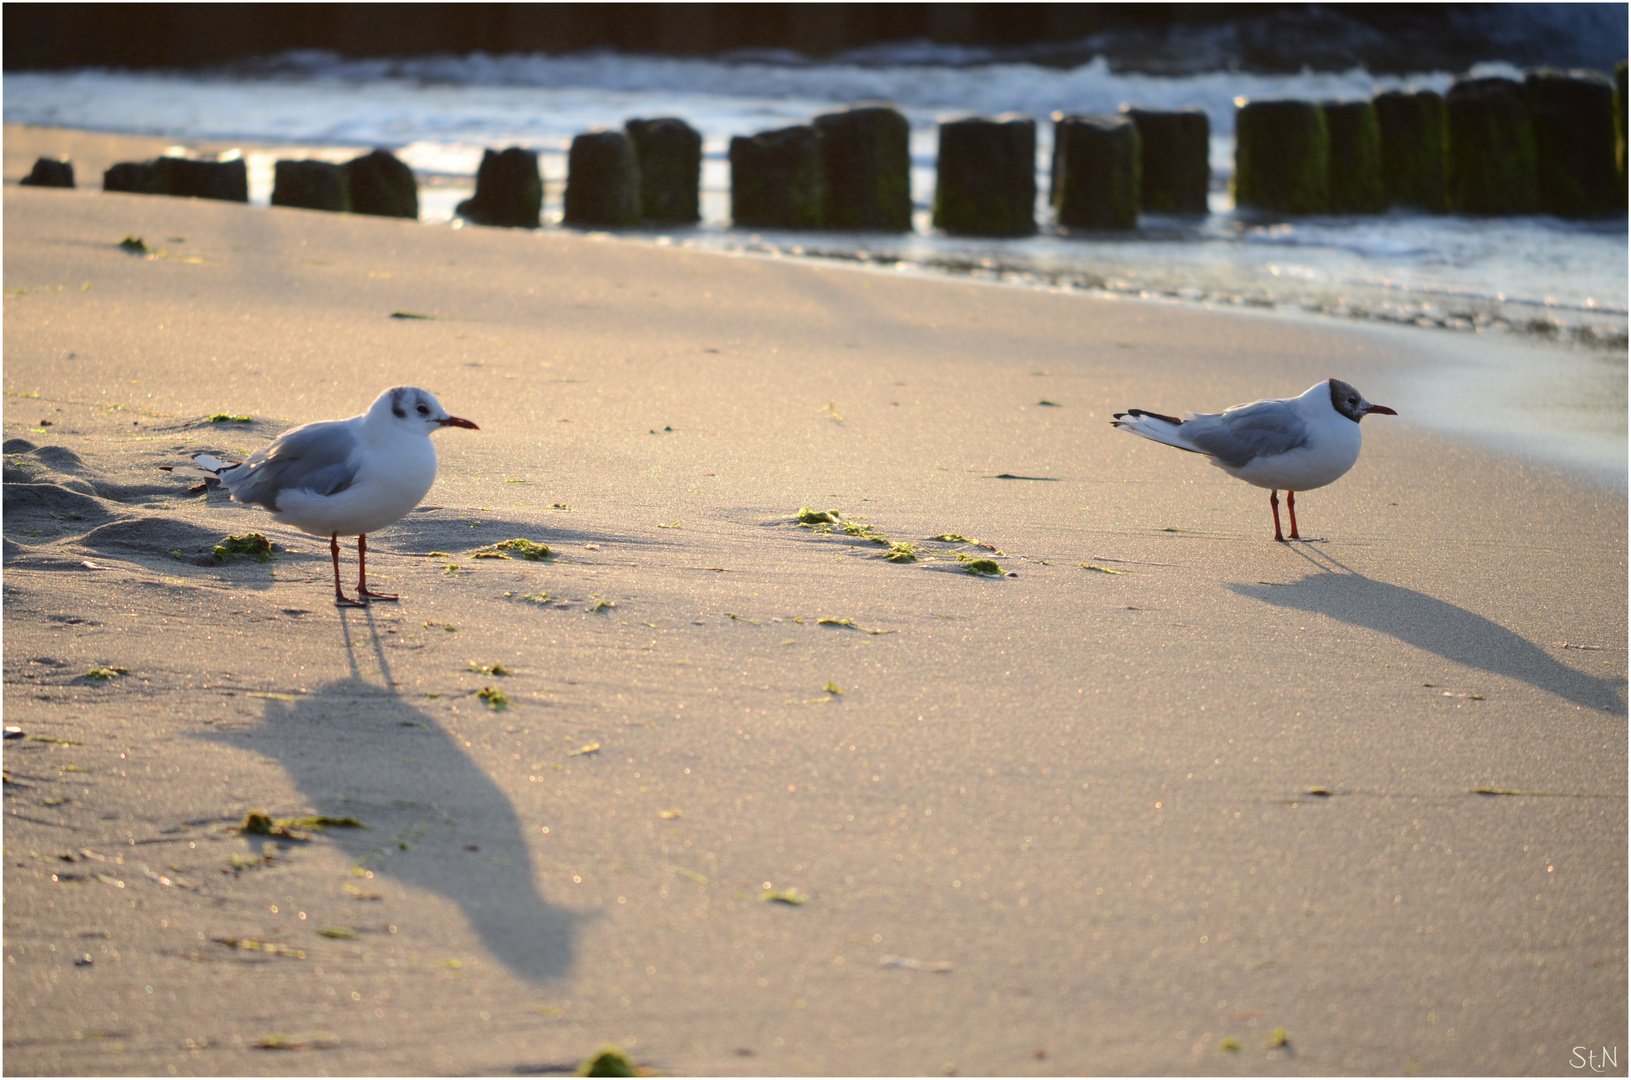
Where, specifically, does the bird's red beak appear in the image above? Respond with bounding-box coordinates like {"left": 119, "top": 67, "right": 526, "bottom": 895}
{"left": 1365, "top": 404, "right": 1397, "bottom": 416}
{"left": 438, "top": 416, "right": 480, "bottom": 430}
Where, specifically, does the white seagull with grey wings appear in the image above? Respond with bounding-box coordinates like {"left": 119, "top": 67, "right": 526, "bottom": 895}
{"left": 1111, "top": 378, "right": 1395, "bottom": 541}
{"left": 166, "top": 386, "right": 479, "bottom": 606}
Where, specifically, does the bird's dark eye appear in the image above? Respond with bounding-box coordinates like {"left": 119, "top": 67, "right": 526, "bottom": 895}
{"left": 417, "top": 404, "right": 430, "bottom": 415}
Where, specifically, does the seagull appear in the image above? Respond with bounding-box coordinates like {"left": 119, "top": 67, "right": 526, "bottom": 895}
{"left": 166, "top": 386, "right": 479, "bottom": 606}
{"left": 1111, "top": 378, "right": 1395, "bottom": 541}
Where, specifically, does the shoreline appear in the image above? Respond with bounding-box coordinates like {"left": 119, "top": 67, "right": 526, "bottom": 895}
{"left": 7, "top": 124, "right": 1624, "bottom": 496}
{"left": 10, "top": 121, "right": 1627, "bottom": 354}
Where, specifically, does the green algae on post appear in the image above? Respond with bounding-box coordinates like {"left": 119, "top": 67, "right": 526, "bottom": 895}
{"left": 477, "top": 686, "right": 511, "bottom": 711}
{"left": 214, "top": 532, "right": 273, "bottom": 562}
{"left": 798, "top": 507, "right": 841, "bottom": 524}
{"left": 473, "top": 538, "right": 552, "bottom": 560}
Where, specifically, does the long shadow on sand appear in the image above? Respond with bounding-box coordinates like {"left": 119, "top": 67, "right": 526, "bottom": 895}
{"left": 1228, "top": 571, "right": 1625, "bottom": 715}
{"left": 193, "top": 617, "right": 576, "bottom": 983}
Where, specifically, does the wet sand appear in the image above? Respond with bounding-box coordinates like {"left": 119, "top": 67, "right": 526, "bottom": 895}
{"left": 3, "top": 127, "right": 1625, "bottom": 1075}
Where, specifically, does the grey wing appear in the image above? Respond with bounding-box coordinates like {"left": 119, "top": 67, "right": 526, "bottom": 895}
{"left": 226, "top": 420, "right": 360, "bottom": 511}
{"left": 1180, "top": 400, "right": 1308, "bottom": 469}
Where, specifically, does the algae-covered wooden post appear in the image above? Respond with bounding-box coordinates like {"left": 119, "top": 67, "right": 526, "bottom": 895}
{"left": 932, "top": 114, "right": 1036, "bottom": 237}
{"left": 344, "top": 149, "right": 419, "bottom": 219}
{"left": 1373, "top": 88, "right": 1445, "bottom": 211}
{"left": 563, "top": 131, "right": 642, "bottom": 227}
{"left": 626, "top": 117, "right": 702, "bottom": 224}
{"left": 813, "top": 103, "right": 912, "bottom": 231}
{"left": 156, "top": 156, "right": 248, "bottom": 202}
{"left": 20, "top": 158, "right": 74, "bottom": 188}
{"left": 1052, "top": 113, "right": 1141, "bottom": 230}
{"left": 1122, "top": 107, "right": 1210, "bottom": 214}
{"left": 456, "top": 147, "right": 542, "bottom": 227}
{"left": 104, "top": 161, "right": 162, "bottom": 194}
{"left": 729, "top": 124, "right": 825, "bottom": 229}
{"left": 1616, "top": 60, "right": 1628, "bottom": 199}
{"left": 1322, "top": 101, "right": 1386, "bottom": 213}
{"left": 1233, "top": 99, "right": 1329, "bottom": 214}
{"left": 272, "top": 160, "right": 348, "bottom": 212}
{"left": 1524, "top": 69, "right": 1620, "bottom": 219}
{"left": 1444, "top": 77, "right": 1538, "bottom": 215}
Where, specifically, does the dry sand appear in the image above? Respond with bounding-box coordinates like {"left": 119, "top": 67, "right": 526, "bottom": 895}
{"left": 3, "top": 126, "right": 1625, "bottom": 1076}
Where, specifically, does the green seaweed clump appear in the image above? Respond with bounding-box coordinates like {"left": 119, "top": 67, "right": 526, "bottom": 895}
{"left": 85, "top": 666, "right": 127, "bottom": 680}
{"left": 577, "top": 1045, "right": 640, "bottom": 1078}
{"left": 473, "top": 538, "right": 552, "bottom": 560}
{"left": 841, "top": 521, "right": 890, "bottom": 544}
{"left": 763, "top": 888, "right": 808, "bottom": 905}
{"left": 214, "top": 533, "right": 273, "bottom": 562}
{"left": 477, "top": 686, "right": 511, "bottom": 711}
{"left": 960, "top": 557, "right": 1004, "bottom": 576}
{"left": 933, "top": 533, "right": 977, "bottom": 544}
{"left": 280, "top": 815, "right": 366, "bottom": 831}
{"left": 208, "top": 413, "right": 253, "bottom": 423}
{"left": 886, "top": 542, "right": 919, "bottom": 563}
{"left": 1220, "top": 1036, "right": 1241, "bottom": 1053}
{"left": 117, "top": 236, "right": 149, "bottom": 254}
{"left": 797, "top": 506, "right": 841, "bottom": 524}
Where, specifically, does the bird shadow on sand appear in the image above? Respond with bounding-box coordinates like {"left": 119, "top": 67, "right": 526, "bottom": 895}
{"left": 1228, "top": 558, "right": 1625, "bottom": 716}
{"left": 190, "top": 611, "right": 578, "bottom": 984}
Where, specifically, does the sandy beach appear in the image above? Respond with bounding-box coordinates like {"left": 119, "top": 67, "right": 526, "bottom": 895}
{"left": 3, "top": 126, "right": 1625, "bottom": 1076}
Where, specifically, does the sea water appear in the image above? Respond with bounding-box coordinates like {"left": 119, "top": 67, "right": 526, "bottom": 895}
{"left": 6, "top": 47, "right": 1625, "bottom": 482}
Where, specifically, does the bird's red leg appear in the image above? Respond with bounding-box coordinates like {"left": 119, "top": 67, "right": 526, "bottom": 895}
{"left": 1286, "top": 490, "right": 1300, "bottom": 540}
{"left": 356, "top": 533, "right": 399, "bottom": 602}
{"left": 1270, "top": 490, "right": 1286, "bottom": 542}
{"left": 331, "top": 532, "right": 364, "bottom": 608}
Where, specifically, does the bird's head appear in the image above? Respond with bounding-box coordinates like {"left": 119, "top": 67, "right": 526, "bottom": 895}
{"left": 1328, "top": 379, "right": 1396, "bottom": 423}
{"left": 370, "top": 386, "right": 480, "bottom": 434}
